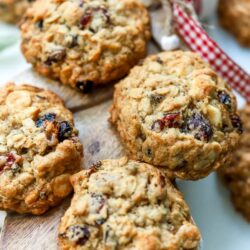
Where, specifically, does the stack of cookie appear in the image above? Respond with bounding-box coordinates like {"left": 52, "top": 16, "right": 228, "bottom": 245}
{"left": 0, "top": 0, "right": 245, "bottom": 249}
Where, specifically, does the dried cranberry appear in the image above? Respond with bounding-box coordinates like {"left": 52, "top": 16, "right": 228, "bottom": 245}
{"left": 79, "top": 11, "right": 92, "bottom": 29}
{"left": 35, "top": 113, "right": 56, "bottom": 127}
{"left": 44, "top": 49, "right": 66, "bottom": 66}
{"left": 182, "top": 112, "right": 213, "bottom": 142}
{"left": 231, "top": 114, "right": 243, "bottom": 134}
{"left": 151, "top": 112, "right": 180, "bottom": 132}
{"left": 36, "top": 19, "right": 44, "bottom": 29}
{"left": 163, "top": 113, "right": 181, "bottom": 128}
{"left": 58, "top": 121, "right": 72, "bottom": 142}
{"left": 65, "top": 225, "right": 90, "bottom": 245}
{"left": 218, "top": 90, "right": 231, "bottom": 109}
{"left": 76, "top": 81, "right": 93, "bottom": 93}
{"left": 151, "top": 119, "right": 165, "bottom": 132}
{"left": 0, "top": 153, "right": 16, "bottom": 172}
{"left": 6, "top": 153, "right": 16, "bottom": 166}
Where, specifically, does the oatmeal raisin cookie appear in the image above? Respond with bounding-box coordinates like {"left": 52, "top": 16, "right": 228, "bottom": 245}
{"left": 0, "top": 83, "right": 83, "bottom": 214}
{"left": 20, "top": 0, "right": 150, "bottom": 92}
{"left": 59, "top": 157, "right": 200, "bottom": 249}
{"left": 219, "top": 105, "right": 250, "bottom": 221}
{"left": 110, "top": 51, "right": 241, "bottom": 180}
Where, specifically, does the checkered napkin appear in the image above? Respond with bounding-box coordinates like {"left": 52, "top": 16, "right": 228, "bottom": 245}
{"left": 172, "top": 0, "right": 250, "bottom": 102}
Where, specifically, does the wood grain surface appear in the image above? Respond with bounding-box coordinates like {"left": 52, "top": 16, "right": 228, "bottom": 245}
{"left": 0, "top": 42, "right": 159, "bottom": 249}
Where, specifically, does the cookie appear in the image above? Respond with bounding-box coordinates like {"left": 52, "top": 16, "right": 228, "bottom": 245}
{"left": 218, "top": 0, "right": 250, "bottom": 47}
{"left": 59, "top": 157, "right": 200, "bottom": 250}
{"left": 0, "top": 83, "right": 83, "bottom": 214}
{"left": 0, "top": 0, "right": 30, "bottom": 23}
{"left": 110, "top": 51, "right": 241, "bottom": 180}
{"left": 219, "top": 105, "right": 250, "bottom": 221}
{"left": 20, "top": 0, "right": 150, "bottom": 92}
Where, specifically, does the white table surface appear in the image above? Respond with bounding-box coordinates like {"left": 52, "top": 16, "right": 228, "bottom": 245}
{"left": 0, "top": 14, "right": 250, "bottom": 250}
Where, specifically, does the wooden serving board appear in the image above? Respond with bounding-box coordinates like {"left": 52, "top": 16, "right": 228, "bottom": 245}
{"left": 0, "top": 43, "right": 159, "bottom": 249}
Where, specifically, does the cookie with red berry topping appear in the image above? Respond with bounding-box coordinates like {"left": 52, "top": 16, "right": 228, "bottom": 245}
{"left": 110, "top": 51, "right": 241, "bottom": 180}
{"left": 219, "top": 104, "right": 250, "bottom": 221}
{"left": 58, "top": 157, "right": 200, "bottom": 250}
{"left": 0, "top": 0, "right": 31, "bottom": 23}
{"left": 0, "top": 83, "right": 83, "bottom": 214}
{"left": 20, "top": 0, "right": 150, "bottom": 92}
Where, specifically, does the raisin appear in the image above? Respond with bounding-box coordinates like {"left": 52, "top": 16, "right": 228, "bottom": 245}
{"left": 58, "top": 121, "right": 72, "bottom": 142}
{"left": 90, "top": 193, "right": 106, "bottom": 212}
{"left": 76, "top": 81, "right": 93, "bottom": 94}
{"left": 39, "top": 192, "right": 47, "bottom": 200}
{"left": 150, "top": 94, "right": 163, "bottom": 105}
{"left": 231, "top": 115, "right": 243, "bottom": 134}
{"left": 182, "top": 112, "right": 213, "bottom": 142}
{"left": 138, "top": 132, "right": 146, "bottom": 141}
{"left": 79, "top": 0, "right": 84, "bottom": 7}
{"left": 79, "top": 10, "right": 92, "bottom": 29}
{"left": 159, "top": 175, "right": 166, "bottom": 188}
{"left": 35, "top": 113, "right": 56, "bottom": 127}
{"left": 95, "top": 218, "right": 106, "bottom": 225}
{"left": 175, "top": 160, "right": 188, "bottom": 170}
{"left": 146, "top": 148, "right": 153, "bottom": 158}
{"left": 68, "top": 35, "right": 78, "bottom": 48}
{"left": 45, "top": 49, "right": 66, "bottom": 66}
{"left": 36, "top": 19, "right": 44, "bottom": 29}
{"left": 65, "top": 225, "right": 90, "bottom": 245}
{"left": 101, "top": 8, "right": 111, "bottom": 24}
{"left": 218, "top": 90, "right": 231, "bottom": 109}
{"left": 156, "top": 57, "right": 163, "bottom": 64}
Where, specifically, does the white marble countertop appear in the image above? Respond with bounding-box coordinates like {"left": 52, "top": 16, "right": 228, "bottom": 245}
{"left": 0, "top": 14, "right": 250, "bottom": 249}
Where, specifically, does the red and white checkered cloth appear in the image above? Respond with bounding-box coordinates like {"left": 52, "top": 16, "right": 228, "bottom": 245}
{"left": 172, "top": 1, "right": 250, "bottom": 102}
